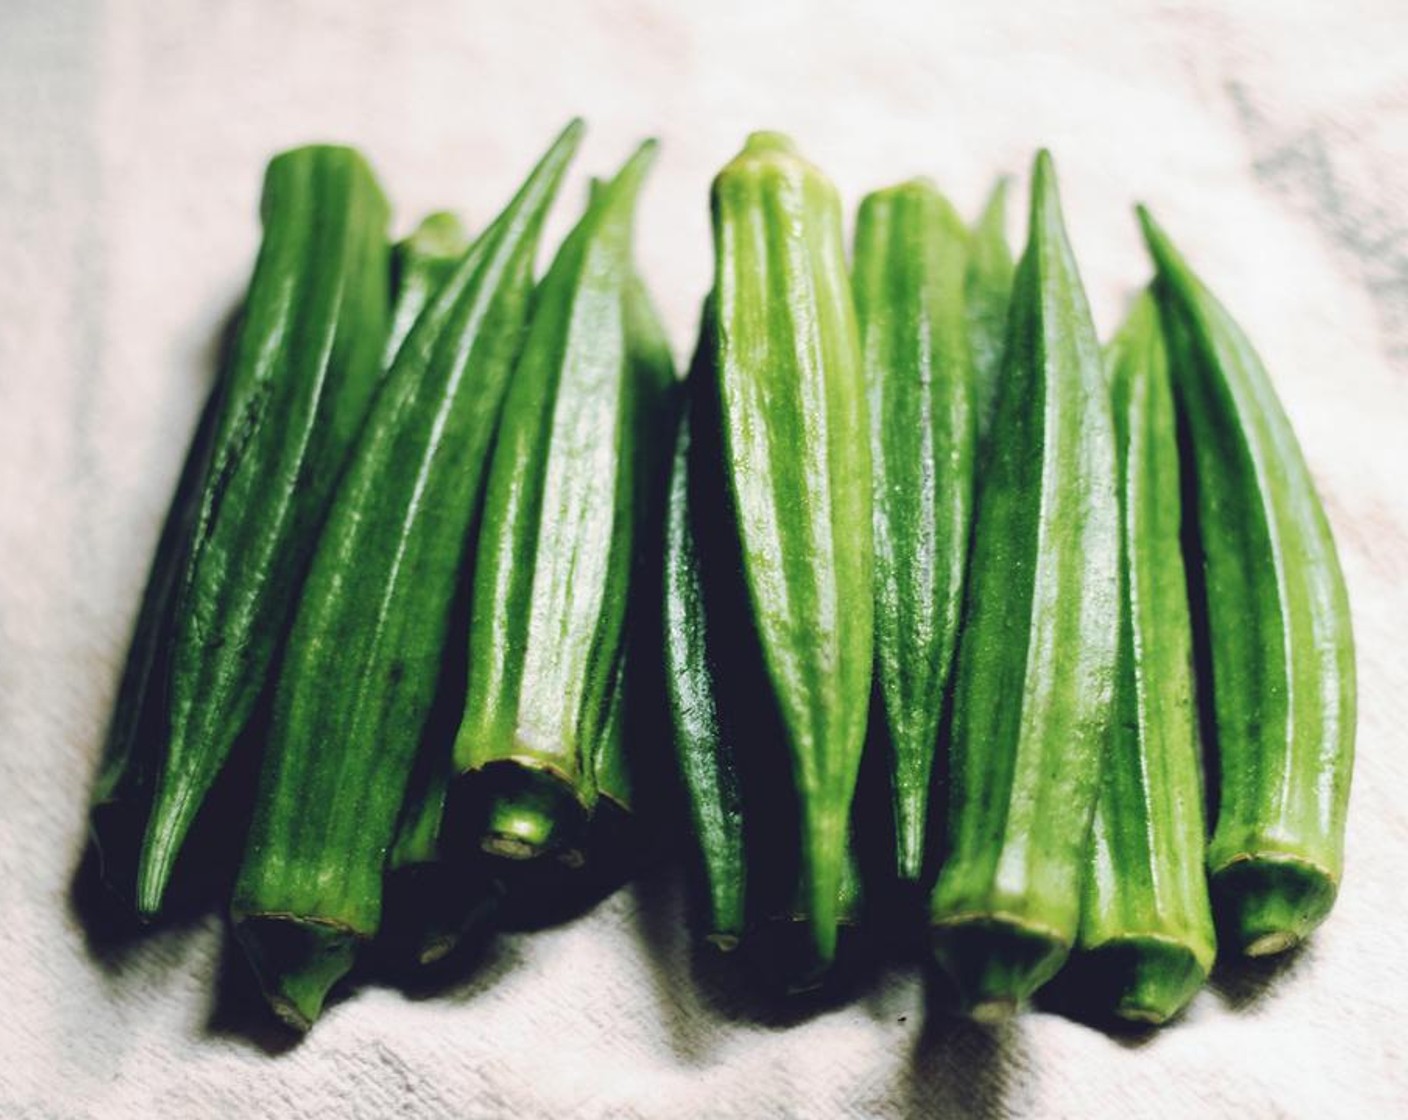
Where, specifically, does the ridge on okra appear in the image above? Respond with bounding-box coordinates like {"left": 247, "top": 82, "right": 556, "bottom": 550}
{"left": 231, "top": 121, "right": 584, "bottom": 1031}
{"left": 451, "top": 138, "right": 673, "bottom": 872}
{"left": 929, "top": 149, "right": 1120, "bottom": 1022}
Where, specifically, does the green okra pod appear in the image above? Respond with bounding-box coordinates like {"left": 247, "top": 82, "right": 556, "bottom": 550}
{"left": 589, "top": 267, "right": 682, "bottom": 834}
{"left": 139, "top": 146, "right": 393, "bottom": 916}
{"left": 1076, "top": 292, "right": 1216, "bottom": 1025}
{"left": 231, "top": 122, "right": 583, "bottom": 1030}
{"left": 964, "top": 178, "right": 1016, "bottom": 453}
{"left": 709, "top": 132, "right": 873, "bottom": 971}
{"left": 453, "top": 141, "right": 663, "bottom": 865}
{"left": 852, "top": 178, "right": 976, "bottom": 884}
{"left": 1139, "top": 209, "right": 1355, "bottom": 956}
{"left": 662, "top": 390, "right": 747, "bottom": 950}
{"left": 929, "top": 151, "right": 1119, "bottom": 1021}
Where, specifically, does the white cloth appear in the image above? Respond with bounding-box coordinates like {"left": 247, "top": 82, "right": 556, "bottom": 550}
{"left": 2, "top": 1, "right": 1406, "bottom": 1116}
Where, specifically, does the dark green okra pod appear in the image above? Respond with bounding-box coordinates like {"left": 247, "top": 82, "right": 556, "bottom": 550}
{"left": 589, "top": 268, "right": 681, "bottom": 839}
{"left": 139, "top": 147, "right": 392, "bottom": 916}
{"left": 852, "top": 179, "right": 975, "bottom": 884}
{"left": 929, "top": 151, "right": 1119, "bottom": 1021}
{"left": 231, "top": 123, "right": 583, "bottom": 1030}
{"left": 709, "top": 132, "right": 873, "bottom": 971}
{"left": 662, "top": 391, "right": 747, "bottom": 950}
{"left": 1140, "top": 209, "right": 1355, "bottom": 956}
{"left": 454, "top": 142, "right": 663, "bottom": 865}
{"left": 1076, "top": 292, "right": 1216, "bottom": 1025}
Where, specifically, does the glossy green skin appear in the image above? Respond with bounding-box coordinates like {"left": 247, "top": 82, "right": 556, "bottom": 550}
{"left": 930, "top": 151, "right": 1119, "bottom": 1018}
{"left": 384, "top": 212, "right": 471, "bottom": 368}
{"left": 231, "top": 123, "right": 582, "bottom": 1030}
{"left": 591, "top": 273, "right": 680, "bottom": 820}
{"left": 852, "top": 180, "right": 975, "bottom": 883}
{"left": 710, "top": 132, "right": 873, "bottom": 966}
{"left": 455, "top": 143, "right": 659, "bottom": 863}
{"left": 964, "top": 178, "right": 1015, "bottom": 452}
{"left": 376, "top": 212, "right": 474, "bottom": 878}
{"left": 1077, "top": 293, "right": 1216, "bottom": 1025}
{"left": 592, "top": 648, "right": 631, "bottom": 813}
{"left": 662, "top": 399, "right": 747, "bottom": 948}
{"left": 139, "top": 147, "right": 392, "bottom": 916}
{"left": 1140, "top": 209, "right": 1356, "bottom": 956}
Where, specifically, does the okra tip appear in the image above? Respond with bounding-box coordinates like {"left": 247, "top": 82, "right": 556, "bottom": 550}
{"left": 1211, "top": 853, "right": 1338, "bottom": 957}
{"left": 234, "top": 915, "right": 360, "bottom": 1033}
{"left": 408, "top": 211, "right": 471, "bottom": 256}
{"left": 1027, "top": 149, "right": 1068, "bottom": 236}
{"left": 1133, "top": 204, "right": 1186, "bottom": 284}
{"left": 134, "top": 793, "right": 194, "bottom": 919}
{"left": 980, "top": 175, "right": 1011, "bottom": 219}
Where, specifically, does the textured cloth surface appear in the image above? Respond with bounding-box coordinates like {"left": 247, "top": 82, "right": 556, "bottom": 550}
{"left": 3, "top": 2, "right": 1407, "bottom": 1117}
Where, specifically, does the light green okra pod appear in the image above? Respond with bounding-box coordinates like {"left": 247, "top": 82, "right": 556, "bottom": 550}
{"left": 930, "top": 151, "right": 1119, "bottom": 1021}
{"left": 709, "top": 132, "right": 873, "bottom": 971}
{"left": 1076, "top": 291, "right": 1216, "bottom": 1025}
{"left": 1140, "top": 208, "right": 1355, "bottom": 957}
{"left": 965, "top": 178, "right": 1015, "bottom": 452}
{"left": 852, "top": 178, "right": 975, "bottom": 884}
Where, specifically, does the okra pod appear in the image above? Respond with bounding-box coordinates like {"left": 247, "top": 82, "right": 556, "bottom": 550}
{"left": 231, "top": 122, "right": 583, "bottom": 1029}
{"left": 929, "top": 151, "right": 1119, "bottom": 1020}
{"left": 139, "top": 146, "right": 392, "bottom": 916}
{"left": 964, "top": 178, "right": 1016, "bottom": 452}
{"left": 1076, "top": 292, "right": 1216, "bottom": 1024}
{"left": 453, "top": 141, "right": 663, "bottom": 865}
{"left": 709, "top": 132, "right": 873, "bottom": 970}
{"left": 852, "top": 179, "right": 975, "bottom": 884}
{"left": 1140, "top": 208, "right": 1355, "bottom": 956}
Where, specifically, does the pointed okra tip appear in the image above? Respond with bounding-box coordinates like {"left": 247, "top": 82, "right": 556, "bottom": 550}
{"left": 1135, "top": 203, "right": 1180, "bottom": 274}
{"left": 234, "top": 914, "right": 360, "bottom": 1033}
{"left": 135, "top": 801, "right": 191, "bottom": 920}
{"left": 509, "top": 117, "right": 588, "bottom": 216}
{"left": 599, "top": 138, "right": 661, "bottom": 214}
{"left": 1027, "top": 148, "right": 1071, "bottom": 243}
{"left": 982, "top": 174, "right": 1011, "bottom": 220}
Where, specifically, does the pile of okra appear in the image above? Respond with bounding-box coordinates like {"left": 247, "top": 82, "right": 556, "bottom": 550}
{"left": 86, "top": 120, "right": 1354, "bottom": 1033}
